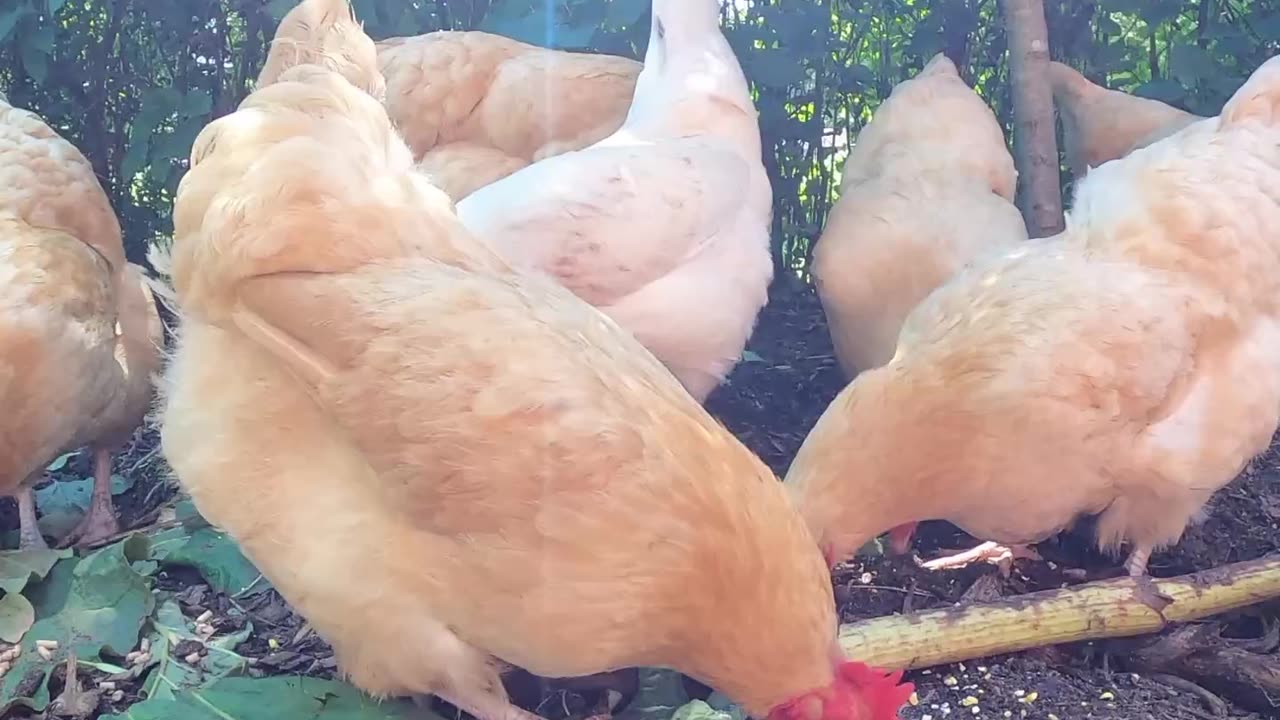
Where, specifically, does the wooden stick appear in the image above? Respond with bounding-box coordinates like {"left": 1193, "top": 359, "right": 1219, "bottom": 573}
{"left": 839, "top": 554, "right": 1280, "bottom": 670}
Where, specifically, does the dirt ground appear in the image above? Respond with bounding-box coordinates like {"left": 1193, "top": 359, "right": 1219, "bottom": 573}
{"left": 5, "top": 282, "right": 1280, "bottom": 719}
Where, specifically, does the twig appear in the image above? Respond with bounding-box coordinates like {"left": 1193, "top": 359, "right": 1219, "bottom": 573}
{"left": 839, "top": 554, "right": 1280, "bottom": 671}
{"left": 1149, "top": 673, "right": 1230, "bottom": 717}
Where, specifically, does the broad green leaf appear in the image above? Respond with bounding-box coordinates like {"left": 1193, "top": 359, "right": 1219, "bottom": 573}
{"left": 18, "top": 28, "right": 51, "bottom": 85}
{"left": 0, "top": 5, "right": 27, "bottom": 45}
{"left": 35, "top": 474, "right": 134, "bottom": 540}
{"left": 101, "top": 676, "right": 423, "bottom": 720}
{"left": 177, "top": 89, "right": 213, "bottom": 119}
{"left": 0, "top": 592, "right": 35, "bottom": 643}
{"left": 747, "top": 49, "right": 809, "bottom": 89}
{"left": 0, "top": 548, "right": 70, "bottom": 594}
{"left": 0, "top": 540, "right": 152, "bottom": 709}
{"left": 139, "top": 600, "right": 252, "bottom": 700}
{"left": 157, "top": 527, "right": 272, "bottom": 598}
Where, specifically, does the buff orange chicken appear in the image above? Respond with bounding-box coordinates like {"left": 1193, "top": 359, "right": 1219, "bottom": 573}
{"left": 787, "top": 55, "right": 1280, "bottom": 579}
{"left": 155, "top": 4, "right": 913, "bottom": 720}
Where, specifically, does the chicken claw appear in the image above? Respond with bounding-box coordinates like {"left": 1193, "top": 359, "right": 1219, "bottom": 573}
{"left": 919, "top": 541, "right": 1041, "bottom": 577}
{"left": 59, "top": 448, "right": 121, "bottom": 548}
{"left": 15, "top": 484, "right": 49, "bottom": 550}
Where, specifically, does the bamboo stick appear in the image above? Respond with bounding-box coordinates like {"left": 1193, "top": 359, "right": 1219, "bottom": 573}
{"left": 839, "top": 554, "right": 1280, "bottom": 671}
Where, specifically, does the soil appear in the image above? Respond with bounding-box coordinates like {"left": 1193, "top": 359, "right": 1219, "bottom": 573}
{"left": 5, "top": 282, "right": 1280, "bottom": 719}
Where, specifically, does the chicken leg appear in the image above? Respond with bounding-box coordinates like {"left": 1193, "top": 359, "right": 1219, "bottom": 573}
{"left": 1125, "top": 546, "right": 1152, "bottom": 577}
{"left": 919, "top": 541, "right": 1042, "bottom": 577}
{"left": 60, "top": 448, "right": 121, "bottom": 548}
{"left": 15, "top": 483, "right": 49, "bottom": 550}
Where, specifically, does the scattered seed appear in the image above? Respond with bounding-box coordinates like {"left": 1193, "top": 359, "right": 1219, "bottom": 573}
{"left": 1013, "top": 690, "right": 1025, "bottom": 698}
{"left": 909, "top": 692, "right": 920, "bottom": 706}
{"left": 922, "top": 715, "right": 933, "bottom": 720}
{"left": 970, "top": 707, "right": 980, "bottom": 715}
{"left": 111, "top": 690, "right": 125, "bottom": 703}
{"left": 195, "top": 623, "right": 215, "bottom": 637}
{"left": 944, "top": 675, "right": 959, "bottom": 687}
{"left": 860, "top": 572, "right": 873, "bottom": 584}
{"left": 268, "top": 638, "right": 281, "bottom": 650}
{"left": 1020, "top": 691, "right": 1038, "bottom": 704}
{"left": 1003, "top": 713, "right": 1012, "bottom": 718}
{"left": 195, "top": 610, "right": 214, "bottom": 625}
{"left": 139, "top": 638, "right": 151, "bottom": 653}
{"left": 1100, "top": 691, "right": 1115, "bottom": 701}
{"left": 99, "top": 681, "right": 116, "bottom": 691}
{"left": 960, "top": 697, "right": 979, "bottom": 708}
{"left": 184, "top": 652, "right": 201, "bottom": 665}
{"left": 36, "top": 646, "right": 53, "bottom": 661}
{"left": 130, "top": 652, "right": 151, "bottom": 667}
{"left": 35, "top": 639, "right": 59, "bottom": 650}
{"left": 1048, "top": 715, "right": 1060, "bottom": 720}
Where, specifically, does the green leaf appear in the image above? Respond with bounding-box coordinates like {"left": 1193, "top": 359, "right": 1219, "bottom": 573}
{"left": 603, "top": 0, "right": 649, "bottom": 27}
{"left": 0, "top": 5, "right": 28, "bottom": 45}
{"left": 0, "top": 548, "right": 70, "bottom": 594}
{"left": 177, "top": 89, "right": 213, "bottom": 119}
{"left": 121, "top": 87, "right": 183, "bottom": 180}
{"left": 101, "top": 676, "right": 423, "bottom": 720}
{"left": 0, "top": 541, "right": 153, "bottom": 710}
{"left": 266, "top": 0, "right": 297, "bottom": 22}
{"left": 157, "top": 527, "right": 272, "bottom": 598}
{"left": 35, "top": 473, "right": 135, "bottom": 540}
{"left": 45, "top": 452, "right": 76, "bottom": 473}
{"left": 0, "top": 592, "right": 35, "bottom": 643}
{"left": 747, "top": 49, "right": 809, "bottom": 89}
{"left": 18, "top": 29, "right": 51, "bottom": 84}
{"left": 139, "top": 600, "right": 252, "bottom": 700}
{"left": 671, "top": 700, "right": 742, "bottom": 720}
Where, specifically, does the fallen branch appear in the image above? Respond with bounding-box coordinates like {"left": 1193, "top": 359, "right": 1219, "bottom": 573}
{"left": 838, "top": 554, "right": 1280, "bottom": 671}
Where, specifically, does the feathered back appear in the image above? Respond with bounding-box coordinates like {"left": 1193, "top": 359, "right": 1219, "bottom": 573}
{"left": 171, "top": 65, "right": 501, "bottom": 324}
{"left": 258, "top": 0, "right": 385, "bottom": 99}
{"left": 0, "top": 99, "right": 125, "bottom": 270}
{"left": 840, "top": 53, "right": 1016, "bottom": 200}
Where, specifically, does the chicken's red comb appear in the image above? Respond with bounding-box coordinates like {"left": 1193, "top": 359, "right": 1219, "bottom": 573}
{"left": 837, "top": 661, "right": 915, "bottom": 720}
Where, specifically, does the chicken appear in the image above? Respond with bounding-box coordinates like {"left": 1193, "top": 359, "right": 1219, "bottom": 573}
{"left": 786, "top": 55, "right": 1280, "bottom": 578}
{"left": 259, "top": 0, "right": 385, "bottom": 99}
{"left": 377, "top": 31, "right": 640, "bottom": 200}
{"left": 156, "top": 28, "right": 913, "bottom": 720}
{"left": 813, "top": 53, "right": 1027, "bottom": 379}
{"left": 455, "top": 0, "right": 773, "bottom": 403}
{"left": 0, "top": 97, "right": 163, "bottom": 550}
{"left": 1048, "top": 61, "right": 1203, "bottom": 181}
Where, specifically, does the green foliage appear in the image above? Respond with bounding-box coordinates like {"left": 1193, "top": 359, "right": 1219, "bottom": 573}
{"left": 0, "top": 538, "right": 153, "bottom": 712}
{"left": 101, "top": 676, "right": 423, "bottom": 720}
{"left": 0, "top": 0, "right": 1274, "bottom": 278}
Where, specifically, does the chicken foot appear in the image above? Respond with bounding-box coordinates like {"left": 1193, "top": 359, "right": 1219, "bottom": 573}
{"left": 15, "top": 483, "right": 49, "bottom": 550}
{"left": 60, "top": 448, "right": 121, "bottom": 548}
{"left": 919, "top": 541, "right": 1041, "bottom": 577}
